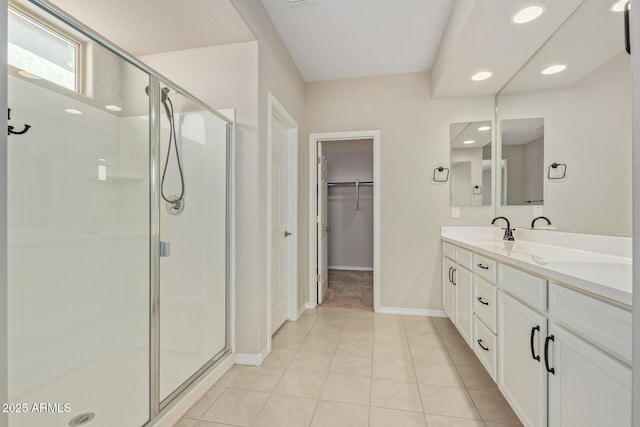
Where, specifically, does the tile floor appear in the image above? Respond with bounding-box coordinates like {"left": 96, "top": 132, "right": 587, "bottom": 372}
{"left": 320, "top": 270, "right": 373, "bottom": 309}
{"left": 174, "top": 307, "right": 522, "bottom": 427}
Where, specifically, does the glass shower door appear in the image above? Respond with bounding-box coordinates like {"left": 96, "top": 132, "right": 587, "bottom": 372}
{"left": 157, "top": 83, "right": 229, "bottom": 403}
{"left": 7, "top": 4, "right": 151, "bottom": 426}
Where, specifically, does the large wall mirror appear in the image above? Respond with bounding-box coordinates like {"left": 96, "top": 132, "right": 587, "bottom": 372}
{"left": 495, "top": 0, "right": 630, "bottom": 236}
{"left": 450, "top": 121, "right": 492, "bottom": 207}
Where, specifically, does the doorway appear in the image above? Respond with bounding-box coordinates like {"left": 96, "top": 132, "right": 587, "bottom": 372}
{"left": 308, "top": 131, "right": 381, "bottom": 311}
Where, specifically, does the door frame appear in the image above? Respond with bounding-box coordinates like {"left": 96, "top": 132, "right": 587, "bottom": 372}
{"left": 308, "top": 130, "right": 381, "bottom": 311}
{"left": 267, "top": 93, "right": 299, "bottom": 347}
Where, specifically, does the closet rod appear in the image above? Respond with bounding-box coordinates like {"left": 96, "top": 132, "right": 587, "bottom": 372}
{"left": 326, "top": 179, "right": 373, "bottom": 210}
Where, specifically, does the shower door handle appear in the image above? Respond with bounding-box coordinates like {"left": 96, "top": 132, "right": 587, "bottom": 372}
{"left": 160, "top": 241, "right": 171, "bottom": 257}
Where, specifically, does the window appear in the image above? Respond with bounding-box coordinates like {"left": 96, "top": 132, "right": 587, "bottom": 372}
{"left": 8, "top": 7, "right": 79, "bottom": 92}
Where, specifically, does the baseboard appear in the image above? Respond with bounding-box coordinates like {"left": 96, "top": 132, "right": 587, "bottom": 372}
{"left": 149, "top": 353, "right": 234, "bottom": 427}
{"left": 235, "top": 345, "right": 269, "bottom": 366}
{"left": 328, "top": 266, "right": 374, "bottom": 271}
{"left": 376, "top": 306, "right": 447, "bottom": 317}
{"left": 297, "top": 302, "right": 309, "bottom": 319}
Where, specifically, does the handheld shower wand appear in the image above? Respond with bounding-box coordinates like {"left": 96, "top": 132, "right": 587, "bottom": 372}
{"left": 145, "top": 85, "right": 185, "bottom": 215}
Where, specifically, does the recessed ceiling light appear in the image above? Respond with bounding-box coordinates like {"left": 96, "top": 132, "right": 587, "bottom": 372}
{"left": 541, "top": 64, "right": 567, "bottom": 75}
{"left": 478, "top": 126, "right": 491, "bottom": 131}
{"left": 611, "top": 0, "right": 629, "bottom": 12}
{"left": 105, "top": 105, "right": 122, "bottom": 112}
{"left": 512, "top": 5, "right": 545, "bottom": 24}
{"left": 18, "top": 70, "right": 41, "bottom": 79}
{"left": 463, "top": 140, "right": 476, "bottom": 145}
{"left": 471, "top": 71, "right": 493, "bottom": 81}
{"left": 65, "top": 109, "right": 82, "bottom": 115}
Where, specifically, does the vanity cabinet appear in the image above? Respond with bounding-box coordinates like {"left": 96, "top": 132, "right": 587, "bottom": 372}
{"left": 441, "top": 239, "right": 632, "bottom": 427}
{"left": 547, "top": 322, "right": 631, "bottom": 427}
{"left": 498, "top": 292, "right": 548, "bottom": 427}
{"left": 442, "top": 243, "right": 473, "bottom": 347}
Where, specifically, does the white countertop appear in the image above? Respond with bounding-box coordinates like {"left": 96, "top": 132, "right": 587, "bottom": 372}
{"left": 441, "top": 227, "right": 632, "bottom": 307}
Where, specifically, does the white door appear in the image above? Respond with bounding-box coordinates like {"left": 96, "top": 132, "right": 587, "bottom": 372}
{"left": 498, "top": 292, "right": 548, "bottom": 427}
{"left": 455, "top": 266, "right": 473, "bottom": 347}
{"left": 547, "top": 322, "right": 631, "bottom": 427}
{"left": 271, "top": 116, "right": 290, "bottom": 333}
{"left": 442, "top": 258, "right": 456, "bottom": 321}
{"left": 317, "top": 145, "right": 329, "bottom": 304}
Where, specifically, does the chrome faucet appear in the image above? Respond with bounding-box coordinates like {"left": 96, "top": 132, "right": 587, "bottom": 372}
{"left": 531, "top": 216, "right": 552, "bottom": 229}
{"left": 491, "top": 216, "right": 514, "bottom": 241}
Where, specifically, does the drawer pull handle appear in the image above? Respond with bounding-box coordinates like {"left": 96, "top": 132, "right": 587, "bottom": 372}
{"left": 477, "top": 263, "right": 489, "bottom": 270}
{"left": 544, "top": 334, "right": 555, "bottom": 375}
{"left": 530, "top": 325, "right": 540, "bottom": 362}
{"left": 477, "top": 297, "right": 489, "bottom": 306}
{"left": 477, "top": 339, "right": 489, "bottom": 352}
{"left": 452, "top": 268, "right": 457, "bottom": 286}
{"left": 448, "top": 266, "right": 453, "bottom": 283}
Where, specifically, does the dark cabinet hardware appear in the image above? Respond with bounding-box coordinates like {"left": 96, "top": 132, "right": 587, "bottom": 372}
{"left": 477, "top": 263, "right": 489, "bottom": 270}
{"left": 7, "top": 108, "right": 32, "bottom": 136}
{"left": 625, "top": 1, "right": 631, "bottom": 55}
{"left": 530, "top": 325, "right": 541, "bottom": 361}
{"left": 544, "top": 334, "right": 555, "bottom": 374}
{"left": 477, "top": 297, "right": 489, "bottom": 306}
{"left": 477, "top": 339, "right": 489, "bottom": 352}
{"left": 448, "top": 266, "right": 453, "bottom": 283}
{"left": 452, "top": 268, "right": 457, "bottom": 286}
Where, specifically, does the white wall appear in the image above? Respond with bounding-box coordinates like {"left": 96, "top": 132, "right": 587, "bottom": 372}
{"left": 229, "top": 0, "right": 305, "bottom": 356}
{"left": 303, "top": 71, "right": 495, "bottom": 311}
{"left": 497, "top": 52, "right": 631, "bottom": 235}
{"left": 323, "top": 140, "right": 373, "bottom": 270}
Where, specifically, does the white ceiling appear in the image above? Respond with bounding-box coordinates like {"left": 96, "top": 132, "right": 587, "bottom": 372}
{"left": 47, "top": 0, "right": 255, "bottom": 56}
{"left": 432, "top": 0, "right": 584, "bottom": 98}
{"left": 260, "top": 0, "right": 454, "bottom": 82}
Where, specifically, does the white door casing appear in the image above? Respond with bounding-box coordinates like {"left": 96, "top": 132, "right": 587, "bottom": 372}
{"left": 308, "top": 130, "right": 381, "bottom": 310}
{"left": 271, "top": 116, "right": 289, "bottom": 333}
{"left": 317, "top": 148, "right": 329, "bottom": 304}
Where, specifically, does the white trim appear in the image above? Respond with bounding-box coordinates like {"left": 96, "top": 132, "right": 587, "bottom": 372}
{"left": 148, "top": 354, "right": 234, "bottom": 427}
{"left": 297, "top": 302, "right": 309, "bottom": 319}
{"left": 328, "top": 266, "right": 374, "bottom": 272}
{"left": 309, "top": 130, "right": 381, "bottom": 310}
{"left": 235, "top": 346, "right": 269, "bottom": 366}
{"left": 266, "top": 93, "right": 299, "bottom": 356}
{"left": 377, "top": 307, "right": 448, "bottom": 317}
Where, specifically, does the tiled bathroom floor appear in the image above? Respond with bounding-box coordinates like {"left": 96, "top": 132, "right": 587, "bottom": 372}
{"left": 174, "top": 307, "right": 522, "bottom": 427}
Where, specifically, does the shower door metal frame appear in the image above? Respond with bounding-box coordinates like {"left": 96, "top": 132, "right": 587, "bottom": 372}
{"left": 13, "top": 1, "right": 234, "bottom": 424}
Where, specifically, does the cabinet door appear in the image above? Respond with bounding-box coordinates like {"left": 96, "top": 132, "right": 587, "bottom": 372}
{"left": 443, "top": 257, "right": 456, "bottom": 322}
{"left": 455, "top": 266, "right": 473, "bottom": 347}
{"left": 498, "top": 292, "right": 547, "bottom": 427}
{"left": 548, "top": 323, "right": 631, "bottom": 427}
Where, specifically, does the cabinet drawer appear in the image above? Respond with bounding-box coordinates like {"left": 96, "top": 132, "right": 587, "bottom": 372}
{"left": 456, "top": 247, "right": 473, "bottom": 270}
{"left": 473, "top": 253, "right": 497, "bottom": 283}
{"left": 548, "top": 283, "right": 632, "bottom": 364}
{"left": 498, "top": 264, "right": 547, "bottom": 311}
{"left": 443, "top": 242, "right": 456, "bottom": 260}
{"left": 474, "top": 315, "right": 497, "bottom": 380}
{"left": 474, "top": 276, "right": 497, "bottom": 333}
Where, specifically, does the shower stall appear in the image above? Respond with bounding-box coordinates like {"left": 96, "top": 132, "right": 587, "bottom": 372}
{"left": 5, "top": 1, "right": 231, "bottom": 426}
